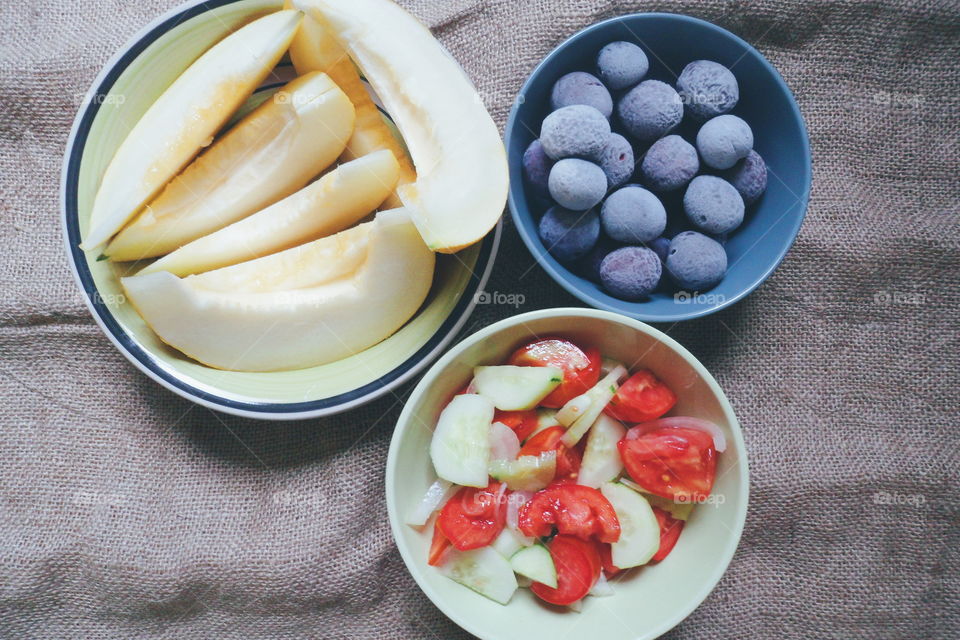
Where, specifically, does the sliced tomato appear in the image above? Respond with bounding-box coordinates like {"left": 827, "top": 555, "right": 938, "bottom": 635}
{"left": 518, "top": 484, "right": 620, "bottom": 543}
{"left": 618, "top": 426, "right": 716, "bottom": 502}
{"left": 518, "top": 425, "right": 581, "bottom": 481}
{"left": 427, "top": 520, "right": 452, "bottom": 566}
{"left": 507, "top": 338, "right": 601, "bottom": 408}
{"left": 604, "top": 370, "right": 677, "bottom": 423}
{"left": 530, "top": 535, "right": 600, "bottom": 606}
{"left": 494, "top": 409, "right": 540, "bottom": 443}
{"left": 597, "top": 542, "right": 621, "bottom": 577}
{"left": 437, "top": 482, "right": 506, "bottom": 551}
{"left": 651, "top": 506, "right": 685, "bottom": 563}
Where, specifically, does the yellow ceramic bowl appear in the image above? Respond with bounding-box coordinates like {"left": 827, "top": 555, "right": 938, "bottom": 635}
{"left": 60, "top": 0, "right": 499, "bottom": 419}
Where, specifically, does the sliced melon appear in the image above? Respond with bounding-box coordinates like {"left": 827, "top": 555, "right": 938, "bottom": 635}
{"left": 285, "top": 0, "right": 415, "bottom": 208}
{"left": 295, "top": 0, "right": 507, "bottom": 252}
{"left": 105, "top": 72, "right": 355, "bottom": 261}
{"left": 82, "top": 10, "right": 303, "bottom": 251}
{"left": 430, "top": 393, "right": 495, "bottom": 488}
{"left": 140, "top": 150, "right": 400, "bottom": 277}
{"left": 120, "top": 208, "right": 434, "bottom": 371}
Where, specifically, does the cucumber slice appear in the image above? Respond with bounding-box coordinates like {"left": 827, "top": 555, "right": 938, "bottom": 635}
{"left": 600, "top": 482, "right": 660, "bottom": 569}
{"left": 510, "top": 544, "right": 557, "bottom": 588}
{"left": 561, "top": 365, "right": 627, "bottom": 447}
{"left": 577, "top": 414, "right": 626, "bottom": 488}
{"left": 488, "top": 451, "right": 557, "bottom": 491}
{"left": 430, "top": 394, "right": 494, "bottom": 487}
{"left": 491, "top": 527, "right": 533, "bottom": 559}
{"left": 473, "top": 365, "right": 563, "bottom": 411}
{"left": 640, "top": 491, "right": 695, "bottom": 521}
{"left": 438, "top": 545, "right": 518, "bottom": 605}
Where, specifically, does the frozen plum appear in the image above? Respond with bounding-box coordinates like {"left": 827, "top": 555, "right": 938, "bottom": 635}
{"left": 596, "top": 41, "right": 649, "bottom": 90}
{"left": 640, "top": 134, "right": 699, "bottom": 191}
{"left": 540, "top": 104, "right": 611, "bottom": 160}
{"left": 721, "top": 150, "right": 768, "bottom": 204}
{"left": 617, "top": 80, "right": 683, "bottom": 142}
{"left": 649, "top": 236, "right": 670, "bottom": 263}
{"left": 676, "top": 60, "right": 739, "bottom": 121}
{"left": 522, "top": 139, "right": 554, "bottom": 199}
{"left": 539, "top": 206, "right": 601, "bottom": 263}
{"left": 683, "top": 175, "right": 745, "bottom": 234}
{"left": 601, "top": 185, "right": 666, "bottom": 244}
{"left": 594, "top": 133, "right": 635, "bottom": 190}
{"left": 666, "top": 231, "right": 727, "bottom": 290}
{"left": 599, "top": 246, "right": 662, "bottom": 300}
{"left": 548, "top": 158, "right": 608, "bottom": 210}
{"left": 550, "top": 71, "right": 613, "bottom": 119}
{"left": 581, "top": 236, "right": 622, "bottom": 283}
{"left": 696, "top": 114, "right": 753, "bottom": 170}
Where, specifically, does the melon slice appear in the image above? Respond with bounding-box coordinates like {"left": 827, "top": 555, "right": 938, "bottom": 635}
{"left": 121, "top": 209, "right": 435, "bottom": 372}
{"left": 82, "top": 10, "right": 303, "bottom": 251}
{"left": 139, "top": 149, "right": 400, "bottom": 277}
{"left": 285, "top": 0, "right": 415, "bottom": 209}
{"left": 105, "top": 71, "right": 355, "bottom": 261}
{"left": 295, "top": 0, "right": 507, "bottom": 253}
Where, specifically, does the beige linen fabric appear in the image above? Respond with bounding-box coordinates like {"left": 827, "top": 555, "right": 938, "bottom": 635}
{"left": 1, "top": 0, "right": 958, "bottom": 638}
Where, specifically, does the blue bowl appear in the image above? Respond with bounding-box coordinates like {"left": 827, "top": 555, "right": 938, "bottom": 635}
{"left": 505, "top": 13, "right": 811, "bottom": 321}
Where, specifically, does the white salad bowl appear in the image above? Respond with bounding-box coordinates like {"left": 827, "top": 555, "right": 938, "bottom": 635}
{"left": 386, "top": 308, "right": 749, "bottom": 640}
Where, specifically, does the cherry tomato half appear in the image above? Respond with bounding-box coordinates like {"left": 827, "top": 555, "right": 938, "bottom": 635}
{"left": 427, "top": 520, "right": 451, "bottom": 566}
{"left": 518, "top": 484, "right": 620, "bottom": 543}
{"left": 604, "top": 370, "right": 677, "bottom": 423}
{"left": 650, "top": 506, "right": 685, "bottom": 563}
{"left": 508, "top": 338, "right": 601, "bottom": 408}
{"left": 618, "top": 426, "right": 717, "bottom": 502}
{"left": 437, "top": 482, "right": 505, "bottom": 551}
{"left": 530, "top": 535, "right": 600, "bottom": 606}
{"left": 494, "top": 409, "right": 540, "bottom": 443}
{"left": 518, "top": 425, "right": 581, "bottom": 481}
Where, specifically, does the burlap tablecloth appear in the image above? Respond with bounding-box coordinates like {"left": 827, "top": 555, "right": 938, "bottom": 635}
{"left": 1, "top": 0, "right": 958, "bottom": 638}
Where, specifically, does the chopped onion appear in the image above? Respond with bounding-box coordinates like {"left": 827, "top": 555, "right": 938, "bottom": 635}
{"left": 405, "top": 479, "right": 456, "bottom": 527}
{"left": 516, "top": 574, "right": 533, "bottom": 588}
{"left": 556, "top": 393, "right": 592, "bottom": 426}
{"left": 506, "top": 490, "right": 533, "bottom": 532}
{"left": 600, "top": 358, "right": 625, "bottom": 377}
{"left": 463, "top": 378, "right": 477, "bottom": 394}
{"left": 489, "top": 421, "right": 521, "bottom": 461}
{"left": 625, "top": 416, "right": 727, "bottom": 452}
{"left": 567, "top": 599, "right": 583, "bottom": 613}
{"left": 590, "top": 572, "right": 614, "bottom": 597}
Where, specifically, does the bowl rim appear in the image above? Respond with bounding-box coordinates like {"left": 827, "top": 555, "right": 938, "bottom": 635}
{"left": 505, "top": 12, "right": 812, "bottom": 322}
{"left": 386, "top": 307, "right": 750, "bottom": 640}
{"left": 59, "top": 0, "right": 500, "bottom": 420}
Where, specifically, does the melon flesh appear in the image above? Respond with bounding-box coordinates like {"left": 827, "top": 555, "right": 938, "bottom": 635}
{"left": 296, "top": 0, "right": 507, "bottom": 253}
{"left": 121, "top": 209, "right": 435, "bottom": 372}
{"left": 139, "top": 149, "right": 400, "bottom": 277}
{"left": 82, "top": 10, "right": 303, "bottom": 251}
{"left": 285, "top": 0, "right": 415, "bottom": 208}
{"left": 105, "top": 72, "right": 355, "bottom": 261}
